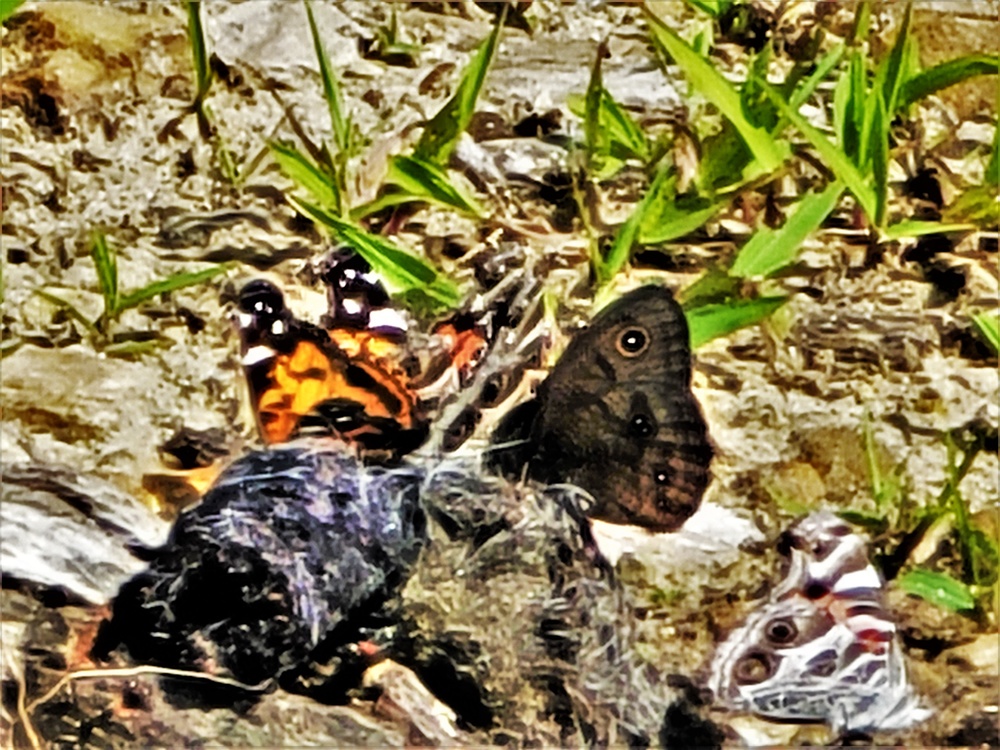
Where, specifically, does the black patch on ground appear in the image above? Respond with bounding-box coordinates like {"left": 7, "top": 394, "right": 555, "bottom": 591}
{"left": 946, "top": 711, "right": 1000, "bottom": 748}
{"left": 660, "top": 675, "right": 724, "bottom": 750}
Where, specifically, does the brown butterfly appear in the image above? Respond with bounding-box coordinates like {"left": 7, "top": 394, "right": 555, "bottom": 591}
{"left": 488, "top": 285, "right": 713, "bottom": 532}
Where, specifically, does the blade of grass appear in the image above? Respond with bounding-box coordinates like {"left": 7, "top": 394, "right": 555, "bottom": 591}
{"left": 940, "top": 184, "right": 999, "bottom": 227}
{"left": 696, "top": 120, "right": 754, "bottom": 192}
{"left": 584, "top": 41, "right": 608, "bottom": 173}
{"left": 881, "top": 219, "right": 976, "bottom": 239}
{"left": 683, "top": 0, "right": 727, "bottom": 17}
{"left": 678, "top": 265, "right": 741, "bottom": 308}
{"left": 599, "top": 164, "right": 672, "bottom": 283}
{"left": 185, "top": 2, "right": 212, "bottom": 105}
{"left": 900, "top": 54, "right": 1000, "bottom": 110}
{"left": 304, "top": 0, "right": 348, "bottom": 154}
{"left": 645, "top": 5, "right": 786, "bottom": 174}
{"left": 90, "top": 231, "right": 118, "bottom": 317}
{"left": 789, "top": 43, "right": 846, "bottom": 111}
{"left": 414, "top": 8, "right": 504, "bottom": 165}
{"left": 32, "top": 289, "right": 100, "bottom": 335}
{"left": 833, "top": 62, "right": 853, "bottom": 159}
{"left": 987, "top": 112, "right": 999, "bottom": 186}
{"left": 212, "top": 120, "right": 241, "bottom": 186}
{"left": 941, "top": 433, "right": 981, "bottom": 585}
{"left": 972, "top": 312, "right": 1000, "bottom": 353}
{"left": 851, "top": 60, "right": 882, "bottom": 171}
{"left": 635, "top": 162, "right": 728, "bottom": 244}
{"left": 639, "top": 195, "right": 727, "bottom": 245}
{"left": 870, "top": 93, "right": 888, "bottom": 227}
{"left": 845, "top": 51, "right": 868, "bottom": 164}
{"left": 352, "top": 191, "right": 430, "bottom": 219}
{"left": 117, "top": 264, "right": 230, "bottom": 311}
{"left": 686, "top": 296, "right": 788, "bottom": 349}
{"left": 270, "top": 140, "right": 340, "bottom": 211}
{"left": 601, "top": 91, "right": 650, "bottom": 162}
{"left": 384, "top": 155, "right": 484, "bottom": 216}
{"left": 730, "top": 180, "right": 844, "bottom": 278}
{"left": 761, "top": 81, "right": 877, "bottom": 222}
{"left": 105, "top": 339, "right": 171, "bottom": 358}
{"left": 290, "top": 197, "right": 461, "bottom": 310}
{"left": 849, "top": 0, "right": 871, "bottom": 45}
{"left": 862, "top": 411, "right": 890, "bottom": 512}
{"left": 0, "top": 0, "right": 27, "bottom": 23}
{"left": 569, "top": 88, "right": 650, "bottom": 168}
{"left": 897, "top": 568, "right": 976, "bottom": 612}
{"left": 879, "top": 1, "right": 914, "bottom": 117}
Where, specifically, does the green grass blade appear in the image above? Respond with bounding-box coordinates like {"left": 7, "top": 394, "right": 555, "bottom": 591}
{"left": 105, "top": 339, "right": 171, "bottom": 358}
{"left": 881, "top": 219, "right": 976, "bottom": 239}
{"left": 351, "top": 192, "right": 429, "bottom": 220}
{"left": 880, "top": 1, "right": 913, "bottom": 117}
{"left": 304, "top": 0, "right": 348, "bottom": 153}
{"left": 569, "top": 88, "right": 650, "bottom": 166}
{"left": 0, "top": 0, "right": 27, "bottom": 23}
{"left": 790, "top": 43, "right": 846, "bottom": 111}
{"left": 584, "top": 42, "right": 607, "bottom": 171}
{"left": 90, "top": 231, "right": 118, "bottom": 317}
{"left": 987, "top": 113, "right": 999, "bottom": 187}
{"left": 117, "top": 265, "right": 230, "bottom": 311}
{"left": 635, "top": 168, "right": 727, "bottom": 245}
{"left": 972, "top": 313, "right": 1000, "bottom": 353}
{"left": 646, "top": 6, "right": 786, "bottom": 174}
{"left": 601, "top": 91, "right": 650, "bottom": 162}
{"left": 862, "top": 411, "right": 888, "bottom": 511}
{"left": 762, "top": 82, "right": 877, "bottom": 222}
{"left": 897, "top": 568, "right": 976, "bottom": 612}
{"left": 730, "top": 181, "right": 844, "bottom": 278}
{"left": 870, "top": 94, "right": 888, "bottom": 227}
{"left": 900, "top": 54, "right": 1000, "bottom": 110}
{"left": 599, "top": 165, "right": 675, "bottom": 283}
{"left": 941, "top": 184, "right": 999, "bottom": 227}
{"left": 600, "top": 208, "right": 642, "bottom": 285}
{"left": 185, "top": 1, "right": 212, "bottom": 104}
{"left": 845, "top": 51, "right": 868, "bottom": 164}
{"left": 683, "top": 0, "right": 727, "bottom": 17}
{"left": 743, "top": 47, "right": 775, "bottom": 128}
{"left": 269, "top": 140, "right": 340, "bottom": 211}
{"left": 686, "top": 296, "right": 788, "bottom": 349}
{"left": 678, "top": 266, "right": 741, "bottom": 309}
{"left": 832, "top": 68, "right": 851, "bottom": 159}
{"left": 850, "top": 0, "right": 871, "bottom": 44}
{"left": 385, "top": 155, "right": 484, "bottom": 216}
{"left": 414, "top": 10, "right": 503, "bottom": 165}
{"left": 32, "top": 289, "right": 100, "bottom": 335}
{"left": 639, "top": 196, "right": 726, "bottom": 245}
{"left": 290, "top": 197, "right": 461, "bottom": 311}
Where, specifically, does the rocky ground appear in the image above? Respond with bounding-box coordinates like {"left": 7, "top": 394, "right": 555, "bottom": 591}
{"left": 1, "top": 1, "right": 997, "bottom": 747}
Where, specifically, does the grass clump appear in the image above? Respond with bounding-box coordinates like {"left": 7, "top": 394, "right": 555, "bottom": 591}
{"left": 267, "top": 1, "right": 507, "bottom": 315}
{"left": 34, "top": 231, "right": 229, "bottom": 357}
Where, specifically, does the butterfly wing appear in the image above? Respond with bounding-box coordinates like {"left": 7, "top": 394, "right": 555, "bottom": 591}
{"left": 710, "top": 512, "right": 928, "bottom": 734}
{"left": 490, "top": 286, "right": 713, "bottom": 532}
{"left": 235, "top": 280, "right": 427, "bottom": 457}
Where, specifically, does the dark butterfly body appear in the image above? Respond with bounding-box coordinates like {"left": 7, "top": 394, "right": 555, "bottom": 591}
{"left": 489, "top": 285, "right": 713, "bottom": 532}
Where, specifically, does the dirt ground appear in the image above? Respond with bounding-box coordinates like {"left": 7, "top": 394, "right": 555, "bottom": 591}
{"left": 1, "top": 1, "right": 997, "bottom": 747}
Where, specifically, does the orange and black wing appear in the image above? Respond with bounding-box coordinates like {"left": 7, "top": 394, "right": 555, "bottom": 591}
{"left": 236, "top": 279, "right": 427, "bottom": 456}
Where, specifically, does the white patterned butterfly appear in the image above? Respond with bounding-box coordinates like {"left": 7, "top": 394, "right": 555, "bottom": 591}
{"left": 709, "top": 512, "right": 930, "bottom": 734}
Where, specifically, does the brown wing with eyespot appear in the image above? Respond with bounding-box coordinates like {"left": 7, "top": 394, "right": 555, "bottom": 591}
{"left": 489, "top": 285, "right": 713, "bottom": 532}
